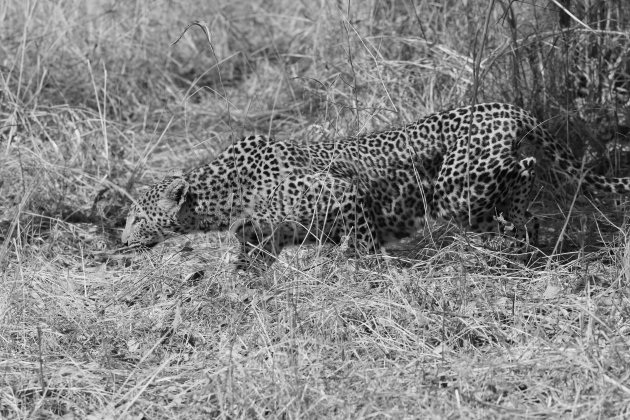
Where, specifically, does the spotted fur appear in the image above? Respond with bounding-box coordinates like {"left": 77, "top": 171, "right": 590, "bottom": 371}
{"left": 122, "top": 102, "right": 630, "bottom": 269}
{"left": 121, "top": 137, "right": 377, "bottom": 270}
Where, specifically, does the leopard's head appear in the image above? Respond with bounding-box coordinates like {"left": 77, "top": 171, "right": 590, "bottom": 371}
{"left": 121, "top": 176, "right": 192, "bottom": 248}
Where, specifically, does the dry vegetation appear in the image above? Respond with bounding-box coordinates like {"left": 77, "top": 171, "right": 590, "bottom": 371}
{"left": 1, "top": 0, "right": 630, "bottom": 418}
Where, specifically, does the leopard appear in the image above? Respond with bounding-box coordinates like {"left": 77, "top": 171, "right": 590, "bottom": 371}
{"left": 122, "top": 102, "right": 630, "bottom": 270}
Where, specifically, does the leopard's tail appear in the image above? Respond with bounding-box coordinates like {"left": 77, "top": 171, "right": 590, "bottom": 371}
{"left": 519, "top": 108, "right": 630, "bottom": 194}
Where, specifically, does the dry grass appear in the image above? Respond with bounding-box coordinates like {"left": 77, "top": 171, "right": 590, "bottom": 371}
{"left": 1, "top": 0, "right": 630, "bottom": 418}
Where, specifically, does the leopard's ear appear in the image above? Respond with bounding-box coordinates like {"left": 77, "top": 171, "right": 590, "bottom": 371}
{"left": 158, "top": 178, "right": 190, "bottom": 212}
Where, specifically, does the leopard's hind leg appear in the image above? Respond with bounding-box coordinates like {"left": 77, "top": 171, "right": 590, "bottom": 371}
{"left": 464, "top": 157, "right": 538, "bottom": 252}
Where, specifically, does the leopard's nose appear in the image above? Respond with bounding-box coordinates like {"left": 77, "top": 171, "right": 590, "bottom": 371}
{"left": 121, "top": 216, "right": 135, "bottom": 244}
{"left": 121, "top": 228, "right": 130, "bottom": 245}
